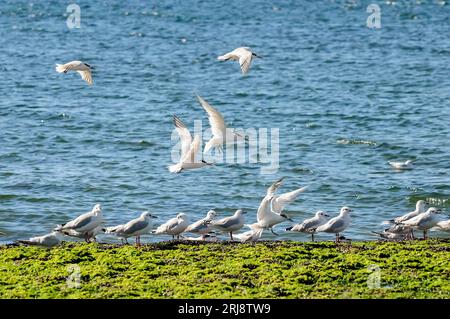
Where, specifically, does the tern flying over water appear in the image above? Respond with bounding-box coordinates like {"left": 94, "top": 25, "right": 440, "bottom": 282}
{"left": 55, "top": 60, "right": 94, "bottom": 85}
{"left": 196, "top": 95, "right": 244, "bottom": 154}
{"left": 168, "top": 115, "right": 212, "bottom": 173}
{"left": 217, "top": 47, "right": 262, "bottom": 75}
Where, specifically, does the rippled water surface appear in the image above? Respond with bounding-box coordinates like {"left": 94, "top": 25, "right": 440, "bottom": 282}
{"left": 0, "top": 0, "right": 449, "bottom": 243}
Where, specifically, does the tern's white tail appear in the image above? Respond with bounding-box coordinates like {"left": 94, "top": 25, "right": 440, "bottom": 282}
{"left": 168, "top": 163, "right": 182, "bottom": 173}
{"left": 55, "top": 64, "right": 66, "bottom": 73}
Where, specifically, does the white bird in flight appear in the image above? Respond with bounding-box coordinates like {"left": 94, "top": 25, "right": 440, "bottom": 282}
{"left": 399, "top": 207, "right": 443, "bottom": 239}
{"left": 154, "top": 213, "right": 190, "bottom": 239}
{"left": 16, "top": 231, "right": 61, "bottom": 248}
{"left": 54, "top": 204, "right": 104, "bottom": 240}
{"left": 388, "top": 160, "right": 414, "bottom": 170}
{"left": 211, "top": 209, "right": 247, "bottom": 240}
{"left": 254, "top": 177, "right": 307, "bottom": 235}
{"left": 315, "top": 207, "right": 352, "bottom": 243}
{"left": 217, "top": 47, "right": 262, "bottom": 75}
{"left": 168, "top": 115, "right": 212, "bottom": 173}
{"left": 286, "top": 210, "right": 330, "bottom": 241}
{"left": 55, "top": 60, "right": 94, "bottom": 85}
{"left": 106, "top": 211, "right": 158, "bottom": 246}
{"left": 184, "top": 210, "right": 217, "bottom": 239}
{"left": 196, "top": 95, "right": 244, "bottom": 154}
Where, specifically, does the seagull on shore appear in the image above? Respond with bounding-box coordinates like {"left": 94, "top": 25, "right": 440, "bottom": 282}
{"left": 16, "top": 232, "right": 61, "bottom": 248}
{"left": 400, "top": 207, "right": 443, "bottom": 239}
{"left": 58, "top": 226, "right": 105, "bottom": 243}
{"left": 168, "top": 115, "right": 212, "bottom": 173}
{"left": 153, "top": 213, "right": 190, "bottom": 239}
{"left": 315, "top": 207, "right": 352, "bottom": 243}
{"left": 254, "top": 178, "right": 306, "bottom": 235}
{"left": 54, "top": 204, "right": 104, "bottom": 241}
{"left": 211, "top": 209, "right": 247, "bottom": 240}
{"left": 55, "top": 60, "right": 94, "bottom": 85}
{"left": 196, "top": 95, "right": 244, "bottom": 154}
{"left": 232, "top": 224, "right": 264, "bottom": 243}
{"left": 106, "top": 212, "right": 157, "bottom": 246}
{"left": 371, "top": 225, "right": 409, "bottom": 240}
{"left": 391, "top": 200, "right": 428, "bottom": 224}
{"left": 388, "top": 160, "right": 414, "bottom": 170}
{"left": 217, "top": 47, "right": 262, "bottom": 75}
{"left": 436, "top": 219, "right": 450, "bottom": 232}
{"left": 184, "top": 210, "right": 217, "bottom": 239}
{"left": 286, "top": 211, "right": 329, "bottom": 241}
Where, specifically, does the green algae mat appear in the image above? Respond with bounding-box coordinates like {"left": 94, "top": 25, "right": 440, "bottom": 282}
{"left": 0, "top": 240, "right": 449, "bottom": 298}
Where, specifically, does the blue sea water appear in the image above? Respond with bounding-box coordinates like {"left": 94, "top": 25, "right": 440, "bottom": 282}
{"left": 0, "top": 0, "right": 449, "bottom": 243}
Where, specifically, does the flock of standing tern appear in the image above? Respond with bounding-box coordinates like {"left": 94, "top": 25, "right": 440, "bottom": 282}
{"left": 4, "top": 47, "right": 449, "bottom": 248}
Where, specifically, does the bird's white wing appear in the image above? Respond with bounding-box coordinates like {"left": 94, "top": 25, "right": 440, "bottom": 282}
{"left": 266, "top": 177, "right": 284, "bottom": 199}
{"left": 181, "top": 135, "right": 201, "bottom": 164}
{"left": 173, "top": 115, "right": 193, "bottom": 160}
{"left": 238, "top": 49, "right": 253, "bottom": 75}
{"left": 272, "top": 186, "right": 308, "bottom": 213}
{"left": 196, "top": 95, "right": 226, "bottom": 138}
{"left": 77, "top": 70, "right": 93, "bottom": 85}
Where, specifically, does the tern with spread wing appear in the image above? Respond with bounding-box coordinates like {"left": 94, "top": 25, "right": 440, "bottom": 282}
{"left": 168, "top": 115, "right": 212, "bottom": 173}
{"left": 217, "top": 47, "right": 262, "bottom": 75}
{"left": 55, "top": 60, "right": 94, "bottom": 85}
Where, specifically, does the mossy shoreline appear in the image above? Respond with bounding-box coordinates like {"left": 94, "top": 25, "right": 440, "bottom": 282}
{"left": 0, "top": 240, "right": 449, "bottom": 298}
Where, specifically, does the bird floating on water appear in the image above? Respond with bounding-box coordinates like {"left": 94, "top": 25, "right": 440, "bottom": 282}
{"left": 388, "top": 160, "right": 414, "bottom": 170}
{"left": 55, "top": 60, "right": 94, "bottom": 85}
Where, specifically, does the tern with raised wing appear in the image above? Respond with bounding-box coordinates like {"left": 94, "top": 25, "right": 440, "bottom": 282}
{"left": 196, "top": 95, "right": 244, "bottom": 154}
{"left": 254, "top": 178, "right": 306, "bottom": 235}
{"left": 168, "top": 115, "right": 212, "bottom": 173}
